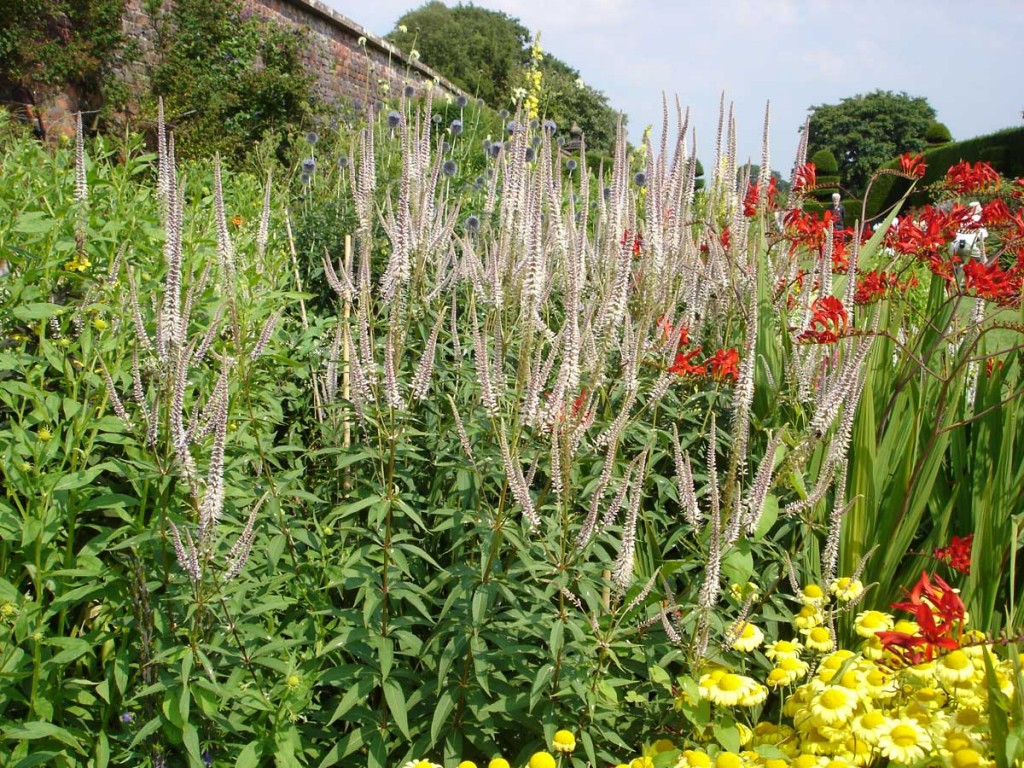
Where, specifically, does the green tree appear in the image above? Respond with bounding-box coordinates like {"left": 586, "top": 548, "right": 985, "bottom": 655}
{"left": 534, "top": 54, "right": 622, "bottom": 159}
{"left": 387, "top": 2, "right": 529, "bottom": 106}
{"left": 804, "top": 89, "right": 936, "bottom": 198}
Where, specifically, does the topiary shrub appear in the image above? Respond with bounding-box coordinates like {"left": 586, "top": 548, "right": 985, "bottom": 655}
{"left": 810, "top": 148, "right": 838, "bottom": 175}
{"left": 925, "top": 121, "right": 953, "bottom": 145}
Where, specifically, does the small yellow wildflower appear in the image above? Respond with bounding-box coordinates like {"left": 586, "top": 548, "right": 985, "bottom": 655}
{"left": 854, "top": 610, "right": 894, "bottom": 638}
{"left": 829, "top": 577, "right": 864, "bottom": 602}
{"left": 794, "top": 604, "right": 824, "bottom": 630}
{"left": 731, "top": 622, "right": 764, "bottom": 652}
{"left": 629, "top": 757, "right": 653, "bottom": 768}
{"left": 699, "top": 672, "right": 760, "bottom": 707}
{"left": 551, "top": 730, "right": 576, "bottom": 753}
{"left": 37, "top": 427, "right": 52, "bottom": 442}
{"left": 878, "top": 718, "right": 932, "bottom": 764}
{"left": 286, "top": 674, "right": 300, "bottom": 688}
{"left": 936, "top": 649, "right": 976, "bottom": 685}
{"left": 810, "top": 686, "right": 858, "bottom": 726}
{"left": 765, "top": 639, "right": 802, "bottom": 660}
{"left": 804, "top": 626, "right": 834, "bottom": 652}
{"left": 92, "top": 316, "right": 108, "bottom": 332}
{"left": 800, "top": 584, "right": 827, "bottom": 605}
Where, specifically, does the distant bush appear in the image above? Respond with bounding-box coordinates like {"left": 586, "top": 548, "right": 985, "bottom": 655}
{"left": 147, "top": 0, "right": 316, "bottom": 163}
{"left": 810, "top": 148, "right": 838, "bottom": 175}
{"left": 925, "top": 121, "right": 953, "bottom": 145}
{"left": 865, "top": 126, "right": 1024, "bottom": 219}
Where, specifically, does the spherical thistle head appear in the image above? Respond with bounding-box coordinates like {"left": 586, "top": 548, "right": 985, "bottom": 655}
{"left": 387, "top": 110, "right": 402, "bottom": 128}
{"left": 432, "top": 113, "right": 442, "bottom": 124}
{"left": 506, "top": 120, "right": 519, "bottom": 134}
{"left": 542, "top": 119, "right": 557, "bottom": 133}
{"left": 476, "top": 98, "right": 485, "bottom": 107}
{"left": 449, "top": 119, "right": 463, "bottom": 136}
{"left": 489, "top": 143, "right": 502, "bottom": 158}
{"left": 525, "top": 146, "right": 535, "bottom": 162}
{"left": 529, "top": 118, "right": 540, "bottom": 130}
{"left": 442, "top": 159, "right": 458, "bottom": 177}
{"left": 305, "top": 131, "right": 319, "bottom": 145}
{"left": 556, "top": 136, "right": 566, "bottom": 147}
{"left": 634, "top": 171, "right": 647, "bottom": 187}
{"left": 531, "top": 135, "right": 541, "bottom": 148}
{"left": 301, "top": 157, "right": 316, "bottom": 174}
{"left": 565, "top": 158, "right": 578, "bottom": 172}
{"left": 300, "top": 172, "right": 311, "bottom": 185}
{"left": 474, "top": 175, "right": 485, "bottom": 188}
{"left": 442, "top": 141, "right": 451, "bottom": 153}
{"left": 337, "top": 155, "right": 349, "bottom": 170}
{"left": 603, "top": 186, "right": 611, "bottom": 200}
{"left": 456, "top": 94, "right": 468, "bottom": 108}
{"left": 404, "top": 85, "right": 415, "bottom": 98}
{"left": 466, "top": 214, "right": 480, "bottom": 233}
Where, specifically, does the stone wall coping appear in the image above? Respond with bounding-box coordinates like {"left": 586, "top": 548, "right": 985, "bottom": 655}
{"left": 288, "top": 0, "right": 469, "bottom": 99}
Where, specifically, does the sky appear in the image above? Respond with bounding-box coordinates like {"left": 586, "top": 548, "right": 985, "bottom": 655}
{"left": 324, "top": 0, "right": 1024, "bottom": 177}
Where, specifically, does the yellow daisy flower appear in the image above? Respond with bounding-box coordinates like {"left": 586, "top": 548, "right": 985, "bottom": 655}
{"left": 800, "top": 584, "right": 827, "bottom": 606}
{"left": 850, "top": 709, "right": 891, "bottom": 744}
{"left": 679, "top": 750, "right": 713, "bottom": 768}
{"left": 714, "top": 752, "right": 744, "bottom": 768}
{"left": 630, "top": 757, "right": 653, "bottom": 768}
{"left": 731, "top": 622, "right": 765, "bottom": 652}
{"left": 740, "top": 683, "right": 769, "bottom": 706}
{"left": 810, "top": 686, "right": 859, "bottom": 726}
{"left": 854, "top": 610, "right": 894, "bottom": 638}
{"left": 878, "top": 717, "right": 932, "bottom": 764}
{"left": 552, "top": 730, "right": 576, "bottom": 753}
{"left": 699, "top": 672, "right": 760, "bottom": 707}
{"left": 765, "top": 639, "right": 803, "bottom": 660}
{"left": 804, "top": 626, "right": 835, "bottom": 653}
{"left": 795, "top": 604, "right": 824, "bottom": 630}
{"left": 829, "top": 577, "right": 864, "bottom": 602}
{"left": 936, "top": 650, "right": 976, "bottom": 685}
{"left": 951, "top": 748, "right": 993, "bottom": 768}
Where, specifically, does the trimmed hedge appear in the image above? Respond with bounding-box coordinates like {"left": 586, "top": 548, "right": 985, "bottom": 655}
{"left": 865, "top": 126, "right": 1024, "bottom": 219}
{"left": 925, "top": 121, "right": 952, "bottom": 145}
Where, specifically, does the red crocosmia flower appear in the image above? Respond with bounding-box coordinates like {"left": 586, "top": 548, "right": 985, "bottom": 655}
{"left": 986, "top": 358, "right": 1005, "bottom": 377}
{"left": 981, "top": 198, "right": 1013, "bottom": 226}
{"left": 933, "top": 533, "right": 974, "bottom": 574}
{"left": 657, "top": 316, "right": 691, "bottom": 348}
{"left": 720, "top": 226, "right": 731, "bottom": 250}
{"left": 742, "top": 177, "right": 779, "bottom": 217}
{"left": 879, "top": 571, "right": 966, "bottom": 667}
{"left": 855, "top": 270, "right": 901, "bottom": 304}
{"left": 898, "top": 152, "right": 927, "bottom": 178}
{"left": 797, "top": 296, "right": 848, "bottom": 344}
{"left": 706, "top": 347, "right": 740, "bottom": 382}
{"left": 633, "top": 233, "right": 643, "bottom": 256}
{"left": 791, "top": 162, "right": 817, "bottom": 193}
{"left": 963, "top": 260, "right": 1021, "bottom": 306}
{"left": 669, "top": 347, "right": 705, "bottom": 378}
{"left": 945, "top": 160, "right": 1001, "bottom": 194}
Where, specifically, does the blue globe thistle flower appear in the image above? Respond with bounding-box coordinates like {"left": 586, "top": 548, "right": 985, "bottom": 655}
{"left": 488, "top": 143, "right": 502, "bottom": 158}
{"left": 456, "top": 95, "right": 468, "bottom": 108}
{"left": 120, "top": 712, "right": 134, "bottom": 724}
{"left": 474, "top": 175, "right": 485, "bottom": 188}
{"left": 565, "top": 158, "right": 577, "bottom": 172}
{"left": 301, "top": 158, "right": 316, "bottom": 174}
{"left": 387, "top": 111, "right": 401, "bottom": 128}
{"left": 634, "top": 172, "right": 647, "bottom": 187}
{"left": 442, "top": 159, "right": 458, "bottom": 176}
{"left": 529, "top": 118, "right": 540, "bottom": 130}
{"left": 404, "top": 85, "right": 415, "bottom": 98}
{"left": 531, "top": 135, "right": 541, "bottom": 148}
{"left": 305, "top": 131, "right": 319, "bottom": 145}
{"left": 498, "top": 109, "right": 510, "bottom": 120}
{"left": 337, "top": 156, "right": 349, "bottom": 170}
{"left": 482, "top": 139, "right": 492, "bottom": 154}
{"left": 432, "top": 113, "right": 442, "bottom": 124}
{"left": 542, "top": 119, "right": 557, "bottom": 133}
{"left": 442, "top": 141, "right": 451, "bottom": 153}
{"left": 603, "top": 186, "right": 611, "bottom": 200}
{"left": 300, "top": 173, "right": 311, "bottom": 185}
{"left": 525, "top": 147, "right": 535, "bottom": 162}
{"left": 476, "top": 98, "right": 485, "bottom": 108}
{"left": 506, "top": 121, "right": 519, "bottom": 134}
{"left": 465, "top": 214, "right": 480, "bottom": 233}
{"left": 449, "top": 119, "right": 463, "bottom": 136}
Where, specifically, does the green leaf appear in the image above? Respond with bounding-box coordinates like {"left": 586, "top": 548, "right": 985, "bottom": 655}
{"left": 430, "top": 691, "right": 455, "bottom": 746}
{"left": 182, "top": 724, "right": 203, "bottom": 768}
{"left": 235, "top": 742, "right": 261, "bottom": 768}
{"left": 529, "top": 663, "right": 554, "bottom": 711}
{"left": 382, "top": 678, "right": 410, "bottom": 738}
{"left": 95, "top": 731, "right": 110, "bottom": 768}
{"left": 51, "top": 464, "right": 112, "bottom": 492}
{"left": 3, "top": 722, "right": 83, "bottom": 754}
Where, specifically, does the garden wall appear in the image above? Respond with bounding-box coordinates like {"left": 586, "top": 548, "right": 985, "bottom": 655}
{"left": 81, "top": 0, "right": 464, "bottom": 130}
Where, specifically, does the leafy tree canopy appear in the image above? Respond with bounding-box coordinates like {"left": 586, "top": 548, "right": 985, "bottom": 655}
{"left": 387, "top": 2, "right": 529, "bottom": 107}
{"left": 805, "top": 89, "right": 936, "bottom": 198}
{"left": 387, "top": 2, "right": 623, "bottom": 157}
